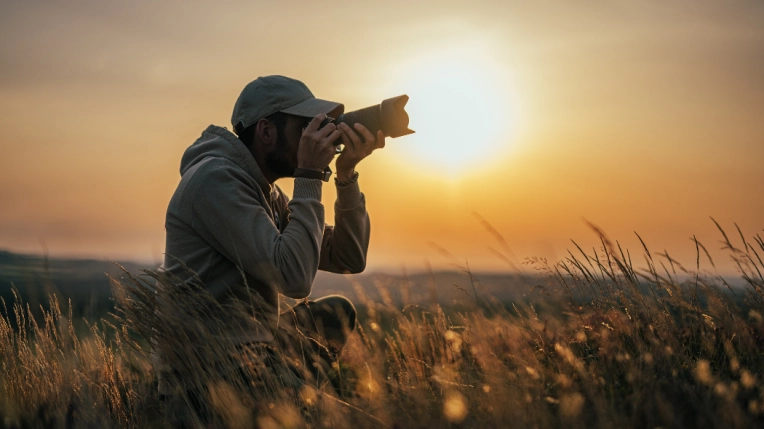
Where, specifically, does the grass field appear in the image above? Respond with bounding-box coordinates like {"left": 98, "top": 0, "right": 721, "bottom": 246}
{"left": 1, "top": 222, "right": 763, "bottom": 428}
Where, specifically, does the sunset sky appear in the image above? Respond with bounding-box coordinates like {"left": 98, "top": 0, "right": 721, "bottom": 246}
{"left": 1, "top": 0, "right": 762, "bottom": 274}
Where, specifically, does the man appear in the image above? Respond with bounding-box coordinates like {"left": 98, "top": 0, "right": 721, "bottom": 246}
{"left": 154, "top": 75, "right": 383, "bottom": 397}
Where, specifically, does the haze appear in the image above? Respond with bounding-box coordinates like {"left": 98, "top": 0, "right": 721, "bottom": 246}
{"left": 1, "top": 0, "right": 762, "bottom": 274}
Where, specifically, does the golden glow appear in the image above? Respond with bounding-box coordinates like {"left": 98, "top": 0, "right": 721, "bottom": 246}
{"left": 0, "top": 1, "right": 762, "bottom": 274}
{"left": 387, "top": 43, "right": 514, "bottom": 174}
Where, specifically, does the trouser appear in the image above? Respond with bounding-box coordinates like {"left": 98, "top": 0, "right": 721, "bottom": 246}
{"left": 276, "top": 294, "right": 358, "bottom": 364}
{"left": 244, "top": 294, "right": 358, "bottom": 387}
{"left": 162, "top": 295, "right": 357, "bottom": 425}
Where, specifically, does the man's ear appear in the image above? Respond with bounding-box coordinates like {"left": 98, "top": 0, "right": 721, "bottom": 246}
{"left": 255, "top": 118, "right": 277, "bottom": 147}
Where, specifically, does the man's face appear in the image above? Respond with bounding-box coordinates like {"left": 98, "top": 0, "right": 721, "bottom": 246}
{"left": 265, "top": 114, "right": 310, "bottom": 178}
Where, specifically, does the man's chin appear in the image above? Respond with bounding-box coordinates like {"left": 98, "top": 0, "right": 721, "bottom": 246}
{"left": 282, "top": 166, "right": 298, "bottom": 179}
{"left": 266, "top": 161, "right": 296, "bottom": 180}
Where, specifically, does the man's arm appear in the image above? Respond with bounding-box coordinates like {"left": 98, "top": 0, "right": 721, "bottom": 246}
{"left": 318, "top": 122, "right": 385, "bottom": 273}
{"left": 191, "top": 165, "right": 325, "bottom": 298}
{"left": 318, "top": 177, "right": 370, "bottom": 273}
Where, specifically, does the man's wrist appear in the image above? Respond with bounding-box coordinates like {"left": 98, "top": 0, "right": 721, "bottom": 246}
{"left": 335, "top": 171, "right": 359, "bottom": 187}
{"left": 336, "top": 168, "right": 356, "bottom": 183}
{"left": 335, "top": 172, "right": 362, "bottom": 208}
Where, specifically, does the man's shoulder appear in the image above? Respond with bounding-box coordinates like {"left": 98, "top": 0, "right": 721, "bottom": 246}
{"left": 184, "top": 156, "right": 251, "bottom": 186}
{"left": 175, "top": 157, "right": 263, "bottom": 207}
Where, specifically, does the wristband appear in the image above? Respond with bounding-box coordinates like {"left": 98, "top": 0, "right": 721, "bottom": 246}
{"left": 294, "top": 167, "right": 332, "bottom": 182}
{"left": 335, "top": 171, "right": 359, "bottom": 187}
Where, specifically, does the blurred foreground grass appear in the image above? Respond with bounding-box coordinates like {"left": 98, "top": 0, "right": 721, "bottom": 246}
{"left": 1, "top": 222, "right": 763, "bottom": 428}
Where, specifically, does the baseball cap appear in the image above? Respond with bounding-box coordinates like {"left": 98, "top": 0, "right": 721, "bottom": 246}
{"left": 231, "top": 75, "right": 345, "bottom": 135}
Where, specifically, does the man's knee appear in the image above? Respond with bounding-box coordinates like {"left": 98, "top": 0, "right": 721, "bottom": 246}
{"left": 311, "top": 295, "right": 356, "bottom": 331}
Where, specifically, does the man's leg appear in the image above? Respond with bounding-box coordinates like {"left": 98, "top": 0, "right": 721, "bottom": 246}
{"left": 278, "top": 295, "right": 357, "bottom": 366}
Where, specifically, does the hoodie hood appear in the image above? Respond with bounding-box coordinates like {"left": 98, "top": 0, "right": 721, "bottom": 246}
{"left": 180, "top": 125, "right": 271, "bottom": 194}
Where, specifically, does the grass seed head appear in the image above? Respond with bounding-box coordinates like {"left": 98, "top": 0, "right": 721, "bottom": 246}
{"left": 443, "top": 392, "right": 468, "bottom": 423}
{"left": 560, "top": 393, "right": 585, "bottom": 418}
{"left": 695, "top": 360, "right": 714, "bottom": 386}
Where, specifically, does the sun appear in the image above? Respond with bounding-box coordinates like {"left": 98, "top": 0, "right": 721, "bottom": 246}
{"left": 387, "top": 44, "right": 515, "bottom": 175}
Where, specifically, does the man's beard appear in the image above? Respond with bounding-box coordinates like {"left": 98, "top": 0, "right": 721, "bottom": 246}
{"left": 266, "top": 132, "right": 295, "bottom": 179}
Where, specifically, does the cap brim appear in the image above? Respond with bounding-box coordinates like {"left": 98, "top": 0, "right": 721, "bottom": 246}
{"left": 280, "top": 98, "right": 344, "bottom": 119}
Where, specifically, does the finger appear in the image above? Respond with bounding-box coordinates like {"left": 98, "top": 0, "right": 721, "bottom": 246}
{"left": 340, "top": 122, "right": 363, "bottom": 148}
{"left": 375, "top": 130, "right": 386, "bottom": 150}
{"left": 338, "top": 126, "right": 356, "bottom": 151}
{"left": 316, "top": 122, "right": 337, "bottom": 139}
{"left": 303, "top": 113, "right": 327, "bottom": 133}
{"left": 353, "top": 123, "right": 375, "bottom": 144}
{"left": 321, "top": 130, "right": 341, "bottom": 147}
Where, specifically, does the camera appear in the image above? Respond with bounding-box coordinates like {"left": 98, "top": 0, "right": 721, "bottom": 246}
{"left": 320, "top": 95, "right": 414, "bottom": 143}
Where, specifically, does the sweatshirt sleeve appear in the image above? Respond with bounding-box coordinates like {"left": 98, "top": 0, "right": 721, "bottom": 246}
{"left": 191, "top": 165, "right": 325, "bottom": 299}
{"left": 318, "top": 178, "right": 370, "bottom": 274}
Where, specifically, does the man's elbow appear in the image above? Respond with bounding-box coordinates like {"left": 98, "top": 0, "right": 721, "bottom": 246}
{"left": 281, "top": 277, "right": 313, "bottom": 299}
{"left": 344, "top": 258, "right": 366, "bottom": 274}
{"left": 283, "top": 288, "right": 311, "bottom": 299}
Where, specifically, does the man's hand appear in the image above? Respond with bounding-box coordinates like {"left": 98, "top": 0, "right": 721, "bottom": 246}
{"left": 335, "top": 123, "right": 386, "bottom": 182}
{"left": 298, "top": 114, "right": 341, "bottom": 172}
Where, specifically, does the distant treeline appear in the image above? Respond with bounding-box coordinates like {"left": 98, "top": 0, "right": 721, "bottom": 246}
{"left": 0, "top": 250, "right": 147, "bottom": 323}
{"left": 0, "top": 249, "right": 545, "bottom": 324}
{"left": 1, "top": 249, "right": 749, "bottom": 328}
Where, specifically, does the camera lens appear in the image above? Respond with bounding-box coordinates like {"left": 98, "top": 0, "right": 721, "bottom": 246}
{"left": 332, "top": 95, "right": 414, "bottom": 143}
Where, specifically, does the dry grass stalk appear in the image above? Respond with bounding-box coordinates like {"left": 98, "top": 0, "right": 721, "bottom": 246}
{"left": 0, "top": 222, "right": 763, "bottom": 427}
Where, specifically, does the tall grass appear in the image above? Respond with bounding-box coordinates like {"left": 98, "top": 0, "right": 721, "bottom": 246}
{"left": 1, "top": 221, "right": 763, "bottom": 428}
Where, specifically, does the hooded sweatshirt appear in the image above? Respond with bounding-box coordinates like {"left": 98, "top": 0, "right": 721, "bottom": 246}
{"left": 159, "top": 125, "right": 370, "bottom": 344}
